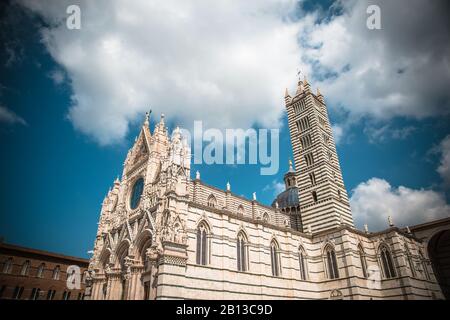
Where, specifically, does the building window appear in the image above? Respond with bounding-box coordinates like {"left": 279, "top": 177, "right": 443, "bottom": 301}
{"left": 47, "top": 290, "right": 56, "bottom": 300}
{"left": 20, "top": 260, "right": 30, "bottom": 276}
{"left": 207, "top": 195, "right": 217, "bottom": 208}
{"left": 62, "top": 291, "right": 71, "bottom": 300}
{"left": 420, "top": 251, "right": 430, "bottom": 280}
{"left": 358, "top": 245, "right": 368, "bottom": 278}
{"left": 405, "top": 247, "right": 416, "bottom": 278}
{"left": 312, "top": 191, "right": 318, "bottom": 203}
{"left": 263, "top": 212, "right": 270, "bottom": 223}
{"left": 12, "top": 286, "right": 24, "bottom": 299}
{"left": 52, "top": 266, "right": 60, "bottom": 280}
{"left": 36, "top": 263, "right": 45, "bottom": 278}
{"left": 379, "top": 244, "right": 396, "bottom": 279}
{"left": 196, "top": 222, "right": 209, "bottom": 265}
{"left": 309, "top": 172, "right": 316, "bottom": 185}
{"left": 2, "top": 257, "right": 13, "bottom": 274}
{"left": 237, "top": 232, "right": 248, "bottom": 272}
{"left": 325, "top": 245, "right": 339, "bottom": 279}
{"left": 299, "top": 247, "right": 308, "bottom": 280}
{"left": 304, "top": 153, "right": 314, "bottom": 166}
{"left": 30, "top": 288, "right": 41, "bottom": 300}
{"left": 237, "top": 205, "right": 244, "bottom": 216}
{"left": 270, "top": 240, "right": 281, "bottom": 277}
{"left": 130, "top": 177, "right": 144, "bottom": 210}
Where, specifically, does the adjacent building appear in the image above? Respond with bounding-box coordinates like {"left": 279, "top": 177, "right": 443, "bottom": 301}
{"left": 0, "top": 242, "right": 89, "bottom": 300}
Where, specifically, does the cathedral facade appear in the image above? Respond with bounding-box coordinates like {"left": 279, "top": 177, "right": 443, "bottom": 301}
{"left": 86, "top": 78, "right": 448, "bottom": 300}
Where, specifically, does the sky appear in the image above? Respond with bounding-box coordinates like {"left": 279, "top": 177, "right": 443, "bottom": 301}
{"left": 0, "top": 0, "right": 449, "bottom": 258}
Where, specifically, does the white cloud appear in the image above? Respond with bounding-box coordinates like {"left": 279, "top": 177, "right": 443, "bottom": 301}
{"left": 363, "top": 124, "right": 415, "bottom": 144}
{"left": 263, "top": 179, "right": 285, "bottom": 197}
{"left": 350, "top": 178, "right": 450, "bottom": 231}
{"left": 331, "top": 124, "right": 344, "bottom": 145}
{"left": 298, "top": 0, "right": 450, "bottom": 119}
{"left": 19, "top": 0, "right": 304, "bottom": 145}
{"left": 0, "top": 105, "right": 27, "bottom": 126}
{"left": 17, "top": 0, "right": 449, "bottom": 145}
{"left": 437, "top": 135, "right": 450, "bottom": 186}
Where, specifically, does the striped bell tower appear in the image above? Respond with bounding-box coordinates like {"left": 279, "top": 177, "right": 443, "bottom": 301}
{"left": 284, "top": 76, "right": 354, "bottom": 233}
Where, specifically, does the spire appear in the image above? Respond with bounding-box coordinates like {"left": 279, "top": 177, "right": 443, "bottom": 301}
{"left": 285, "top": 88, "right": 290, "bottom": 98}
{"left": 302, "top": 75, "right": 311, "bottom": 93}
{"left": 288, "top": 159, "right": 294, "bottom": 172}
{"left": 144, "top": 110, "right": 151, "bottom": 127}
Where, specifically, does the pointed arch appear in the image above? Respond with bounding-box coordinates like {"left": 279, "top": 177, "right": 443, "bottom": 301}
{"left": 20, "top": 260, "right": 30, "bottom": 276}
{"left": 270, "top": 239, "right": 281, "bottom": 277}
{"left": 323, "top": 243, "right": 339, "bottom": 279}
{"left": 298, "top": 245, "right": 308, "bottom": 280}
{"left": 134, "top": 229, "right": 153, "bottom": 265}
{"left": 207, "top": 194, "right": 217, "bottom": 208}
{"left": 237, "top": 230, "right": 249, "bottom": 272}
{"left": 2, "top": 257, "right": 13, "bottom": 274}
{"left": 358, "top": 243, "right": 368, "bottom": 278}
{"left": 419, "top": 250, "right": 430, "bottom": 280}
{"left": 404, "top": 244, "right": 416, "bottom": 278}
{"left": 263, "top": 212, "right": 270, "bottom": 223}
{"left": 36, "top": 263, "right": 45, "bottom": 278}
{"left": 237, "top": 205, "right": 245, "bottom": 216}
{"left": 378, "top": 243, "right": 397, "bottom": 279}
{"left": 196, "top": 220, "right": 210, "bottom": 265}
{"left": 115, "top": 239, "right": 131, "bottom": 268}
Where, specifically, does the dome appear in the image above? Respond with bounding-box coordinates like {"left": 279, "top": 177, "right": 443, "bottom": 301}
{"left": 272, "top": 187, "right": 300, "bottom": 209}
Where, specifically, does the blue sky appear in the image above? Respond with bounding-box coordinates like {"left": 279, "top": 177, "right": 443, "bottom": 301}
{"left": 0, "top": 0, "right": 449, "bottom": 258}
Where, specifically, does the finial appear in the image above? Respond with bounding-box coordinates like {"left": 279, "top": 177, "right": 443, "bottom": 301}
{"left": 406, "top": 226, "right": 411, "bottom": 234}
{"left": 226, "top": 182, "right": 231, "bottom": 192}
{"left": 388, "top": 215, "right": 394, "bottom": 227}
{"left": 364, "top": 224, "right": 369, "bottom": 234}
{"left": 144, "top": 109, "right": 151, "bottom": 126}
{"left": 317, "top": 87, "right": 322, "bottom": 96}
{"left": 288, "top": 159, "right": 293, "bottom": 171}
{"left": 196, "top": 170, "right": 200, "bottom": 180}
{"left": 303, "top": 75, "right": 309, "bottom": 85}
{"left": 252, "top": 192, "right": 257, "bottom": 201}
{"left": 285, "top": 88, "right": 290, "bottom": 98}
{"left": 275, "top": 201, "right": 279, "bottom": 209}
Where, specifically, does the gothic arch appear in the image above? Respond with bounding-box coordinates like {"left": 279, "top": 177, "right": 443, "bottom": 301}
{"left": 207, "top": 194, "right": 217, "bottom": 208}
{"left": 115, "top": 239, "right": 131, "bottom": 267}
{"left": 377, "top": 242, "right": 397, "bottom": 279}
{"left": 134, "top": 229, "right": 153, "bottom": 263}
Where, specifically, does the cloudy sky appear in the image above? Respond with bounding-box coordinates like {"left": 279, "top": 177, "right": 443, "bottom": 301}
{"left": 0, "top": 0, "right": 449, "bottom": 257}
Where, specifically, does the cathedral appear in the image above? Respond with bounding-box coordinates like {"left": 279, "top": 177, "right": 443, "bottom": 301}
{"left": 86, "top": 77, "right": 449, "bottom": 300}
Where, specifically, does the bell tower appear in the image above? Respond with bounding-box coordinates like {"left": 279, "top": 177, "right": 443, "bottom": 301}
{"left": 285, "top": 76, "right": 354, "bottom": 233}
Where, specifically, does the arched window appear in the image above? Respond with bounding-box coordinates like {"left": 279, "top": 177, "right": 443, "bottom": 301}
{"left": 2, "top": 257, "right": 13, "bottom": 274}
{"left": 207, "top": 195, "right": 217, "bottom": 208}
{"left": 20, "top": 260, "right": 30, "bottom": 276}
{"left": 196, "top": 222, "right": 209, "bottom": 265}
{"left": 419, "top": 251, "right": 430, "bottom": 280}
{"left": 379, "top": 244, "right": 396, "bottom": 279}
{"left": 52, "top": 266, "right": 60, "bottom": 280}
{"left": 237, "top": 205, "right": 244, "bottom": 216}
{"left": 130, "top": 177, "right": 144, "bottom": 209}
{"left": 405, "top": 246, "right": 416, "bottom": 278}
{"left": 312, "top": 191, "right": 318, "bottom": 203}
{"left": 236, "top": 232, "right": 248, "bottom": 272}
{"left": 358, "top": 245, "right": 368, "bottom": 278}
{"left": 270, "top": 240, "right": 281, "bottom": 277}
{"left": 324, "top": 245, "right": 339, "bottom": 279}
{"left": 36, "top": 263, "right": 45, "bottom": 278}
{"left": 298, "top": 246, "right": 308, "bottom": 280}
{"left": 263, "top": 212, "right": 270, "bottom": 223}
